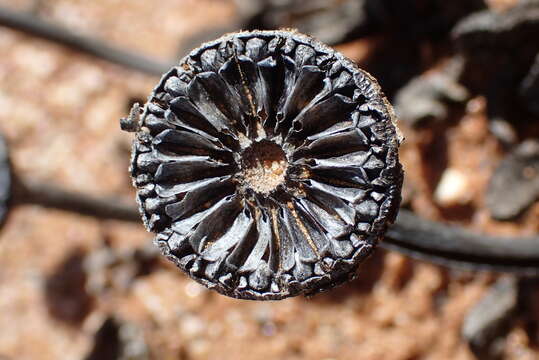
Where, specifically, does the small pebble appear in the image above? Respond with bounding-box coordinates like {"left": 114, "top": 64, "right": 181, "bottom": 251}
{"left": 434, "top": 168, "right": 471, "bottom": 206}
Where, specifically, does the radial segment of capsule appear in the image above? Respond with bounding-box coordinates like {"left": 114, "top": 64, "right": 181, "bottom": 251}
{"left": 125, "top": 30, "right": 403, "bottom": 300}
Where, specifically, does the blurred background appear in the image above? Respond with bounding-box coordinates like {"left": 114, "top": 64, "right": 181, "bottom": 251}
{"left": 0, "top": 0, "right": 538, "bottom": 359}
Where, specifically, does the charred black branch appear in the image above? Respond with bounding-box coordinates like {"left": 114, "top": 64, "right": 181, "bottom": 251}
{"left": 0, "top": 6, "right": 172, "bottom": 75}
{"left": 385, "top": 209, "right": 539, "bottom": 276}
{"left": 11, "top": 175, "right": 140, "bottom": 222}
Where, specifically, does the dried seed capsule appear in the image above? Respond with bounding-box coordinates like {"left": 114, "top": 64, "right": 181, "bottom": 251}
{"left": 235, "top": 0, "right": 367, "bottom": 45}
{"left": 124, "top": 30, "right": 403, "bottom": 300}
{"left": 452, "top": 1, "right": 539, "bottom": 122}
{"left": 486, "top": 140, "right": 539, "bottom": 221}
{"left": 232, "top": 0, "right": 485, "bottom": 45}
{"left": 0, "top": 134, "right": 11, "bottom": 228}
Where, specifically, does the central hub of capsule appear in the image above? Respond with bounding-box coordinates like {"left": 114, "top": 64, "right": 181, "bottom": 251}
{"left": 240, "top": 140, "right": 288, "bottom": 194}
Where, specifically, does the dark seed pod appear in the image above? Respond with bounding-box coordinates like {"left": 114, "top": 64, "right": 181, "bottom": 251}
{"left": 124, "top": 30, "right": 403, "bottom": 300}
{"left": 235, "top": 0, "right": 368, "bottom": 45}
{"left": 232, "top": 0, "right": 485, "bottom": 45}
{"left": 0, "top": 133, "right": 11, "bottom": 229}
{"left": 452, "top": 1, "right": 539, "bottom": 122}
{"left": 486, "top": 140, "right": 539, "bottom": 221}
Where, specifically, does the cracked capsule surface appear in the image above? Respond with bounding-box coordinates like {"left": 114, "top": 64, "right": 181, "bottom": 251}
{"left": 125, "top": 30, "right": 403, "bottom": 300}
